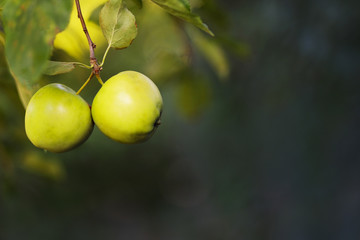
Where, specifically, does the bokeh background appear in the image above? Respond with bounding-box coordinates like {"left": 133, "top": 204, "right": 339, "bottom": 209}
{"left": 1, "top": 0, "right": 360, "bottom": 239}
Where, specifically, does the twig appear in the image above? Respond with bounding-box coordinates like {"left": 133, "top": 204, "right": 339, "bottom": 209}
{"left": 75, "top": 0, "right": 102, "bottom": 75}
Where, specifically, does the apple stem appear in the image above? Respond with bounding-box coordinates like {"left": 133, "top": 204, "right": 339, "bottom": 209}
{"left": 75, "top": 0, "right": 102, "bottom": 76}
{"left": 77, "top": 72, "right": 94, "bottom": 95}
{"left": 95, "top": 74, "right": 104, "bottom": 86}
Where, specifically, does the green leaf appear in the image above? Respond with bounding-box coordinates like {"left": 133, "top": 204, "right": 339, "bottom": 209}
{"left": 186, "top": 26, "right": 229, "bottom": 79}
{"left": 0, "top": 0, "right": 6, "bottom": 8}
{"left": 100, "top": 0, "right": 138, "bottom": 49}
{"left": 0, "top": 32, "right": 4, "bottom": 47}
{"left": 44, "top": 61, "right": 87, "bottom": 76}
{"left": 2, "top": 0, "right": 72, "bottom": 107}
{"left": 151, "top": 0, "right": 214, "bottom": 36}
{"left": 13, "top": 78, "right": 40, "bottom": 111}
{"left": 0, "top": 1, "right": 5, "bottom": 29}
{"left": 127, "top": 0, "right": 142, "bottom": 8}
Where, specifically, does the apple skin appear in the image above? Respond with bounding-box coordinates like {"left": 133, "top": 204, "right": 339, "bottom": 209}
{"left": 25, "top": 83, "right": 93, "bottom": 152}
{"left": 92, "top": 71, "right": 163, "bottom": 144}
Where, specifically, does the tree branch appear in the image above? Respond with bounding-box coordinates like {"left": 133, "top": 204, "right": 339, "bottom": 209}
{"left": 75, "top": 0, "right": 102, "bottom": 75}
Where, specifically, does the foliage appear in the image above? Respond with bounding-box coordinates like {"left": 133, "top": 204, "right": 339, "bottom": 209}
{"left": 0, "top": 0, "right": 239, "bottom": 236}
{"left": 1, "top": 0, "right": 360, "bottom": 239}
{"left": 2, "top": 0, "right": 73, "bottom": 106}
{"left": 53, "top": 0, "right": 108, "bottom": 60}
{"left": 0, "top": 0, "right": 235, "bottom": 177}
{"left": 99, "top": 0, "right": 137, "bottom": 50}
{"left": 1, "top": 0, "right": 229, "bottom": 107}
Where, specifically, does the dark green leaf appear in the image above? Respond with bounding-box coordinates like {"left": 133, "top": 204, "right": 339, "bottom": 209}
{"left": 100, "top": 0, "right": 137, "bottom": 49}
{"left": 2, "top": 0, "right": 72, "bottom": 107}
{"left": 151, "top": 0, "right": 214, "bottom": 36}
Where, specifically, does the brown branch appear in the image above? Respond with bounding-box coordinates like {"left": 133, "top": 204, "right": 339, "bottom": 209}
{"left": 75, "top": 0, "right": 102, "bottom": 75}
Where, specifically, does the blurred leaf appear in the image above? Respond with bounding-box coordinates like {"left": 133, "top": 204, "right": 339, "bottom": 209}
{"left": 176, "top": 74, "right": 212, "bottom": 119}
{"left": 151, "top": 0, "right": 214, "bottom": 36}
{"left": 141, "top": 2, "right": 187, "bottom": 57}
{"left": 186, "top": 26, "right": 229, "bottom": 79}
{"left": 146, "top": 52, "right": 186, "bottom": 83}
{"left": 127, "top": 0, "right": 142, "bottom": 8}
{"left": 0, "top": 0, "right": 6, "bottom": 8}
{"left": 193, "top": 0, "right": 229, "bottom": 29}
{"left": 0, "top": 31, "right": 4, "bottom": 47}
{"left": 3, "top": 0, "right": 73, "bottom": 107}
{"left": 54, "top": 0, "right": 108, "bottom": 60}
{"left": 21, "top": 151, "right": 66, "bottom": 181}
{"left": 139, "top": 3, "right": 188, "bottom": 82}
{"left": 0, "top": 34, "right": 11, "bottom": 83}
{"left": 100, "top": 0, "right": 137, "bottom": 49}
{"left": 217, "top": 35, "right": 251, "bottom": 59}
{"left": 13, "top": 77, "right": 40, "bottom": 109}
{"left": 44, "top": 61, "right": 87, "bottom": 76}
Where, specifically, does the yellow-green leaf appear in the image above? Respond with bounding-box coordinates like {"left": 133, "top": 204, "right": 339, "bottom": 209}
{"left": 100, "top": 0, "right": 138, "bottom": 49}
{"left": 53, "top": 0, "right": 108, "bottom": 60}
{"left": 0, "top": 32, "right": 4, "bottom": 47}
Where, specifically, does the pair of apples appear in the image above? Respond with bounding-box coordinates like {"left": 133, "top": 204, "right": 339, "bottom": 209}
{"left": 25, "top": 71, "right": 163, "bottom": 152}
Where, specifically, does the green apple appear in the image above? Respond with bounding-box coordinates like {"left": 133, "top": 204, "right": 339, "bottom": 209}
{"left": 25, "top": 83, "right": 93, "bottom": 152}
{"left": 92, "top": 71, "right": 163, "bottom": 143}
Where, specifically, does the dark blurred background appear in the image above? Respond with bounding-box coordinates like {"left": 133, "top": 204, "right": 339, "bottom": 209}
{"left": 1, "top": 0, "right": 360, "bottom": 239}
